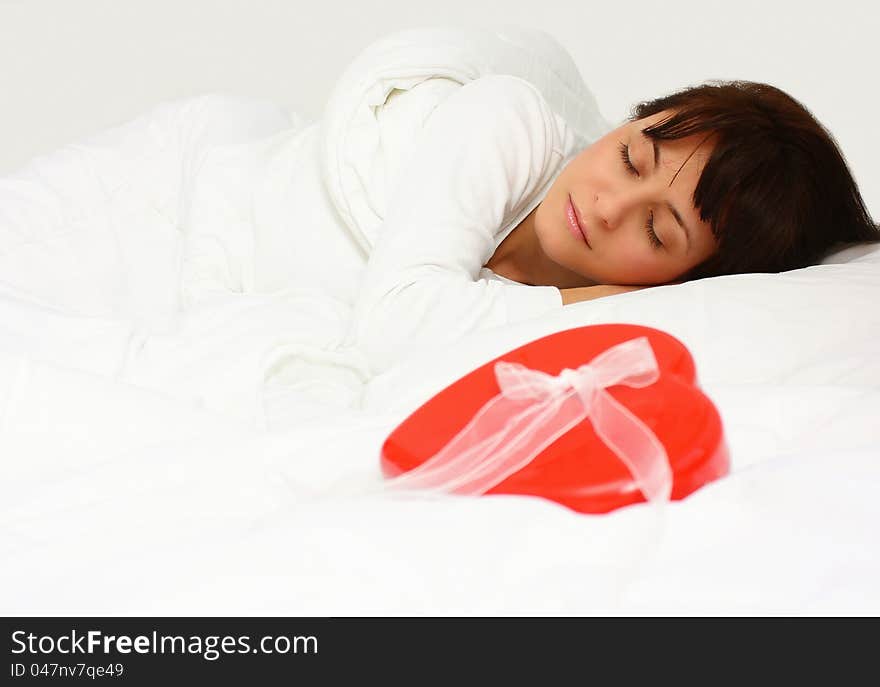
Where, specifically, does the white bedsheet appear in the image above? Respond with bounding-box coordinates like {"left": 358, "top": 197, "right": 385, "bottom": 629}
{"left": 4, "top": 383, "right": 877, "bottom": 615}
{"left": 2, "top": 27, "right": 879, "bottom": 616}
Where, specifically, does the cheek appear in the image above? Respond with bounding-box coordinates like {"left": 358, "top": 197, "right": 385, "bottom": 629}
{"left": 564, "top": 146, "right": 603, "bottom": 185}
{"left": 624, "top": 251, "right": 657, "bottom": 269}
{"left": 600, "top": 243, "right": 676, "bottom": 282}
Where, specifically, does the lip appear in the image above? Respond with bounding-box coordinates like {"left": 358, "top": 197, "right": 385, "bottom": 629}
{"left": 566, "top": 195, "right": 591, "bottom": 248}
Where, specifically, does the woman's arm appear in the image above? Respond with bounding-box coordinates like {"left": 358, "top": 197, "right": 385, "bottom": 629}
{"left": 352, "top": 75, "right": 573, "bottom": 372}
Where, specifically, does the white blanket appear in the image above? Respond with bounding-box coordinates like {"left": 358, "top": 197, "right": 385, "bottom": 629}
{"left": 2, "top": 27, "right": 878, "bottom": 615}
{"left": 0, "top": 93, "right": 370, "bottom": 427}
{"left": 320, "top": 24, "right": 610, "bottom": 252}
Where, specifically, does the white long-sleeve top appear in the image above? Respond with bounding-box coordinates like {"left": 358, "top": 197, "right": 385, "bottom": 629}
{"left": 352, "top": 74, "right": 587, "bottom": 372}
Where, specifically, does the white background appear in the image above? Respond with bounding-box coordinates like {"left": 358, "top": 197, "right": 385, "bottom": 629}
{"left": 1, "top": 0, "right": 878, "bottom": 214}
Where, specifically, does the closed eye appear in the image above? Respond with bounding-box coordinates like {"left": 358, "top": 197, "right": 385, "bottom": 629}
{"left": 646, "top": 211, "right": 663, "bottom": 249}
{"left": 618, "top": 141, "right": 639, "bottom": 177}
{"left": 619, "top": 141, "right": 662, "bottom": 247}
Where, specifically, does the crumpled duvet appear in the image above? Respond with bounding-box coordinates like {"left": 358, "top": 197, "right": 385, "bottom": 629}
{"left": 320, "top": 24, "right": 610, "bottom": 252}
{"left": 0, "top": 26, "right": 602, "bottom": 427}
{"left": 0, "top": 94, "right": 365, "bottom": 427}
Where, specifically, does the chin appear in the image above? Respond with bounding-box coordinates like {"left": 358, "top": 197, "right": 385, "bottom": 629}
{"left": 539, "top": 239, "right": 596, "bottom": 286}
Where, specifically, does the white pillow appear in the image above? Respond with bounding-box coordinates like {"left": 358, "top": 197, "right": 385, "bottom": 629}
{"left": 363, "top": 243, "right": 880, "bottom": 419}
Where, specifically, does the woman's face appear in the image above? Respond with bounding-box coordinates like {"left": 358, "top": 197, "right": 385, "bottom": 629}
{"left": 534, "top": 110, "right": 719, "bottom": 286}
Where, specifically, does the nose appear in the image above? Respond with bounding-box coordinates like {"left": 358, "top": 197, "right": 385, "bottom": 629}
{"left": 595, "top": 186, "right": 648, "bottom": 231}
{"left": 594, "top": 191, "right": 633, "bottom": 229}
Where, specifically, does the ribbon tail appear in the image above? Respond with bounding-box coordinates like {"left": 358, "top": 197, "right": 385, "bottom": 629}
{"left": 590, "top": 389, "right": 672, "bottom": 502}
{"left": 438, "top": 390, "right": 587, "bottom": 496}
{"left": 387, "top": 391, "right": 588, "bottom": 497}
{"left": 385, "top": 394, "right": 540, "bottom": 493}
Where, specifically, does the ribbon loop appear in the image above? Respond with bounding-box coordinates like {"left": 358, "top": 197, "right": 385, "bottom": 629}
{"left": 495, "top": 336, "right": 659, "bottom": 407}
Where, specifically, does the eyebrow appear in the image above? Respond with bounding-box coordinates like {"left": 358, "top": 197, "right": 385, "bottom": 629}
{"left": 642, "top": 131, "right": 694, "bottom": 253}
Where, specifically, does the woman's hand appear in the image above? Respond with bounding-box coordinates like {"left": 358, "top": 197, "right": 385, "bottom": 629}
{"left": 559, "top": 284, "right": 646, "bottom": 305}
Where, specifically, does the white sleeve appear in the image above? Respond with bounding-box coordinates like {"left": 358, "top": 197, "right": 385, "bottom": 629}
{"left": 352, "top": 75, "right": 566, "bottom": 372}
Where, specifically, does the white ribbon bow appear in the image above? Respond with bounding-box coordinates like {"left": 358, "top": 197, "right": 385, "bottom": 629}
{"left": 386, "top": 336, "right": 673, "bottom": 503}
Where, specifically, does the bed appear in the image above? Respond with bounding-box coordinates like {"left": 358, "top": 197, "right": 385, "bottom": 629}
{"left": 1, "top": 20, "right": 878, "bottom": 616}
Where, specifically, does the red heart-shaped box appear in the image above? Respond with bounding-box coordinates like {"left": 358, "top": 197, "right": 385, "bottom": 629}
{"left": 381, "top": 324, "right": 729, "bottom": 513}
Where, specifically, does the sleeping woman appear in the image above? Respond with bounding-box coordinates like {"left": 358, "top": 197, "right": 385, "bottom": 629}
{"left": 1, "top": 32, "right": 877, "bottom": 392}
{"left": 352, "top": 74, "right": 879, "bottom": 370}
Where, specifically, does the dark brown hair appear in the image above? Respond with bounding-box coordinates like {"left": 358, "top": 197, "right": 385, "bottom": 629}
{"left": 630, "top": 81, "right": 879, "bottom": 279}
